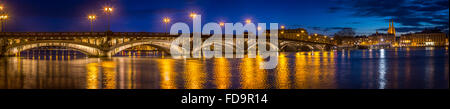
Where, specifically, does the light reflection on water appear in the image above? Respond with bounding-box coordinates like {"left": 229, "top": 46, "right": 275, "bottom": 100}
{"left": 0, "top": 48, "right": 448, "bottom": 89}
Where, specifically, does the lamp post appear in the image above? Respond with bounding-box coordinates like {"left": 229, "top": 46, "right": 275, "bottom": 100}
{"left": 0, "top": 5, "right": 6, "bottom": 32}
{"left": 163, "top": 17, "right": 171, "bottom": 35}
{"left": 104, "top": 7, "right": 113, "bottom": 32}
{"left": 88, "top": 15, "right": 96, "bottom": 33}
{"left": 0, "top": 14, "right": 7, "bottom": 32}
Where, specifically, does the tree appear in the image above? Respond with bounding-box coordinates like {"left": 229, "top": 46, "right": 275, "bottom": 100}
{"left": 334, "top": 28, "right": 355, "bottom": 37}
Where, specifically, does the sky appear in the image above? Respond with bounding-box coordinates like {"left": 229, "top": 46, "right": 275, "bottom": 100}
{"left": 2, "top": 0, "right": 449, "bottom": 36}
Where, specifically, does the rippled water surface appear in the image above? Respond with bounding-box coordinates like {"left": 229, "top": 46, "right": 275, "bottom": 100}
{"left": 0, "top": 48, "right": 448, "bottom": 89}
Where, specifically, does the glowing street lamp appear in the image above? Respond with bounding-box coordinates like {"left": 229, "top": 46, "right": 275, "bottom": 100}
{"left": 0, "top": 14, "right": 8, "bottom": 32}
{"left": 0, "top": 5, "right": 6, "bottom": 32}
{"left": 163, "top": 17, "right": 171, "bottom": 23}
{"left": 162, "top": 17, "right": 171, "bottom": 35}
{"left": 219, "top": 22, "right": 225, "bottom": 27}
{"left": 281, "top": 25, "right": 285, "bottom": 29}
{"left": 104, "top": 7, "right": 113, "bottom": 32}
{"left": 245, "top": 19, "right": 251, "bottom": 24}
{"left": 190, "top": 12, "right": 197, "bottom": 18}
{"left": 88, "top": 15, "right": 96, "bottom": 33}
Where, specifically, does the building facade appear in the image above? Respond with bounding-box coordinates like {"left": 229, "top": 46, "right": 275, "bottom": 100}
{"left": 279, "top": 28, "right": 332, "bottom": 44}
{"left": 400, "top": 30, "right": 447, "bottom": 47}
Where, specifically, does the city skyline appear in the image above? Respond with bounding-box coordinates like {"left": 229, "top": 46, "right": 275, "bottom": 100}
{"left": 1, "top": 0, "right": 449, "bottom": 36}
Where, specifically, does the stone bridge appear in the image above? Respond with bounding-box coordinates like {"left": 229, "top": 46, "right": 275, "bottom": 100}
{"left": 0, "top": 32, "right": 335, "bottom": 57}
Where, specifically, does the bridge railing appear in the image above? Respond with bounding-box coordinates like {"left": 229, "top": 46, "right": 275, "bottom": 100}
{"left": 0, "top": 32, "right": 171, "bottom": 37}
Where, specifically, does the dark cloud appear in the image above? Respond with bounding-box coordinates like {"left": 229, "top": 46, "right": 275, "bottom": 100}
{"left": 329, "top": 0, "right": 449, "bottom": 33}
{"left": 128, "top": 8, "right": 185, "bottom": 15}
{"left": 377, "top": 25, "right": 449, "bottom": 33}
{"left": 308, "top": 26, "right": 353, "bottom": 32}
{"left": 377, "top": 27, "right": 424, "bottom": 32}
{"left": 346, "top": 22, "right": 361, "bottom": 24}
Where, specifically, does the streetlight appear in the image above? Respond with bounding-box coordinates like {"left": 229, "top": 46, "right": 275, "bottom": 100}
{"left": 0, "top": 5, "right": 6, "bottom": 32}
{"left": 163, "top": 17, "right": 171, "bottom": 35}
{"left": 0, "top": 14, "right": 7, "bottom": 32}
{"left": 281, "top": 25, "right": 285, "bottom": 29}
{"left": 88, "top": 15, "right": 96, "bottom": 33}
{"left": 219, "top": 22, "right": 225, "bottom": 27}
{"left": 245, "top": 19, "right": 251, "bottom": 24}
{"left": 104, "top": 7, "right": 113, "bottom": 32}
{"left": 190, "top": 12, "right": 197, "bottom": 18}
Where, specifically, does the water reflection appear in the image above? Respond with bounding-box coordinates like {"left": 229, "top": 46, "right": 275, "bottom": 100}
{"left": 102, "top": 61, "right": 117, "bottom": 89}
{"left": 378, "top": 49, "right": 387, "bottom": 89}
{"left": 86, "top": 63, "right": 99, "bottom": 89}
{"left": 184, "top": 59, "right": 206, "bottom": 89}
{"left": 276, "top": 53, "right": 290, "bottom": 89}
{"left": 240, "top": 56, "right": 267, "bottom": 89}
{"left": 214, "top": 58, "right": 231, "bottom": 89}
{"left": 158, "top": 59, "right": 176, "bottom": 89}
{"left": 0, "top": 48, "right": 448, "bottom": 89}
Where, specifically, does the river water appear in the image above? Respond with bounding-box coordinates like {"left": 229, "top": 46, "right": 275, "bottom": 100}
{"left": 0, "top": 48, "right": 448, "bottom": 89}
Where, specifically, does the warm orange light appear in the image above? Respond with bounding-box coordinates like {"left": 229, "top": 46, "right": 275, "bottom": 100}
{"left": 245, "top": 19, "right": 251, "bottom": 24}
{"left": 0, "top": 15, "right": 8, "bottom": 20}
{"left": 257, "top": 26, "right": 262, "bottom": 31}
{"left": 190, "top": 12, "right": 197, "bottom": 18}
{"left": 88, "top": 15, "right": 96, "bottom": 20}
{"left": 104, "top": 7, "right": 113, "bottom": 13}
{"left": 219, "top": 22, "right": 225, "bottom": 27}
{"left": 281, "top": 26, "right": 285, "bottom": 29}
{"left": 163, "top": 17, "right": 171, "bottom": 23}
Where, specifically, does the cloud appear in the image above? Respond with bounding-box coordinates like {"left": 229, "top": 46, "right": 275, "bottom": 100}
{"left": 309, "top": 26, "right": 353, "bottom": 32}
{"left": 377, "top": 27, "right": 424, "bottom": 32}
{"left": 130, "top": 8, "right": 185, "bottom": 15}
{"left": 329, "top": 0, "right": 449, "bottom": 32}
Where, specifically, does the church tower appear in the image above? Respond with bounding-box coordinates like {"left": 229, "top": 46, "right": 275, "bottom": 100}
{"left": 387, "top": 19, "right": 396, "bottom": 35}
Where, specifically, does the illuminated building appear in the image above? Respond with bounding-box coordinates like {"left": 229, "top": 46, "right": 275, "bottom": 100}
{"left": 387, "top": 19, "right": 396, "bottom": 35}
{"left": 367, "top": 32, "right": 396, "bottom": 46}
{"left": 352, "top": 20, "right": 396, "bottom": 48}
{"left": 400, "top": 29, "right": 447, "bottom": 47}
{"left": 278, "top": 28, "right": 332, "bottom": 44}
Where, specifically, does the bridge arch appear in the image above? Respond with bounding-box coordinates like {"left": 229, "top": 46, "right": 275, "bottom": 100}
{"left": 107, "top": 40, "right": 181, "bottom": 57}
{"left": 280, "top": 41, "right": 315, "bottom": 51}
{"left": 247, "top": 41, "right": 279, "bottom": 52}
{"left": 191, "top": 40, "right": 240, "bottom": 56}
{"left": 4, "top": 41, "right": 103, "bottom": 56}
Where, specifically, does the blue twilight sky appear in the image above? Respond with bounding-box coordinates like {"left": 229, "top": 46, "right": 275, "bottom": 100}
{"left": 2, "top": 0, "right": 449, "bottom": 36}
